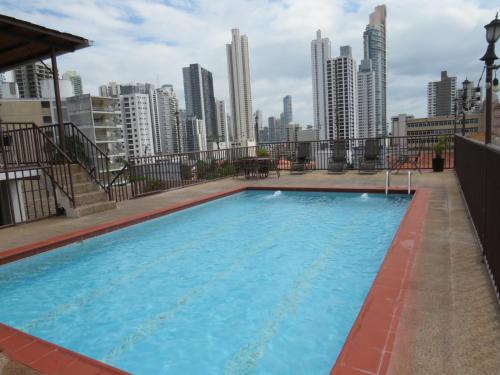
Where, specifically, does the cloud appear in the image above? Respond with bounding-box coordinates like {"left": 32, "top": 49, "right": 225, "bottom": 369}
{"left": 1, "top": 0, "right": 497, "bottom": 124}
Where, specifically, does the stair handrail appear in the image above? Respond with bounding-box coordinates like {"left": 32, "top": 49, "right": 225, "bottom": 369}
{"left": 2, "top": 122, "right": 76, "bottom": 207}
{"left": 41, "top": 122, "right": 112, "bottom": 200}
{"left": 108, "top": 162, "right": 131, "bottom": 201}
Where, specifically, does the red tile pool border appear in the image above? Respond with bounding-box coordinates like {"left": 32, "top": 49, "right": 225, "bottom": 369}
{"left": 0, "top": 186, "right": 429, "bottom": 375}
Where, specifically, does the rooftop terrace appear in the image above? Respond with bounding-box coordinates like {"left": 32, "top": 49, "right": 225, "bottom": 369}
{"left": 1, "top": 170, "right": 499, "bottom": 374}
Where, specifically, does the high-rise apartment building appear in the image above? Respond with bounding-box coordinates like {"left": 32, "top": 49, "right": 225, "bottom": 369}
{"left": 151, "top": 85, "right": 181, "bottom": 154}
{"left": 268, "top": 116, "right": 278, "bottom": 142}
{"left": 311, "top": 30, "right": 331, "bottom": 140}
{"left": 226, "top": 29, "right": 254, "bottom": 145}
{"left": 99, "top": 82, "right": 121, "bottom": 97}
{"left": 357, "top": 59, "right": 377, "bottom": 138}
{"left": 14, "top": 63, "right": 53, "bottom": 99}
{"left": 427, "top": 71, "right": 457, "bottom": 117}
{"left": 363, "top": 5, "right": 387, "bottom": 136}
{"left": 182, "top": 64, "right": 217, "bottom": 141}
{"left": 62, "top": 71, "right": 83, "bottom": 96}
{"left": 283, "top": 95, "right": 293, "bottom": 127}
{"left": 254, "top": 110, "right": 263, "bottom": 142}
{"left": 326, "top": 46, "right": 358, "bottom": 140}
{"left": 120, "top": 93, "right": 154, "bottom": 157}
{"left": 183, "top": 117, "right": 207, "bottom": 152}
{"left": 66, "top": 95, "right": 125, "bottom": 170}
{"left": 215, "top": 99, "right": 229, "bottom": 145}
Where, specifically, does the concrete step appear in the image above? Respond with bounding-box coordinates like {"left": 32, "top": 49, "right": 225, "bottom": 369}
{"left": 74, "top": 190, "right": 108, "bottom": 206}
{"left": 74, "top": 200, "right": 117, "bottom": 217}
{"left": 72, "top": 181, "right": 100, "bottom": 194}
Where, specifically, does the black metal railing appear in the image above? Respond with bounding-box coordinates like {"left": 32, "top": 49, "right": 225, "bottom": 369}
{"left": 0, "top": 122, "right": 75, "bottom": 228}
{"left": 108, "top": 146, "right": 257, "bottom": 201}
{"left": 258, "top": 134, "right": 455, "bottom": 170}
{"left": 455, "top": 135, "right": 500, "bottom": 302}
{"left": 41, "top": 123, "right": 112, "bottom": 199}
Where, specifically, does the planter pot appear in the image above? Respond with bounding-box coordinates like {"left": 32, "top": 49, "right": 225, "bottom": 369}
{"left": 432, "top": 157, "right": 445, "bottom": 172}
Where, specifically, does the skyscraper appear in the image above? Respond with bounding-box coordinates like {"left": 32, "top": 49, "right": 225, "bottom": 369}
{"left": 357, "top": 59, "right": 377, "bottom": 138}
{"left": 62, "top": 70, "right": 83, "bottom": 96}
{"left": 120, "top": 93, "right": 154, "bottom": 157}
{"left": 283, "top": 95, "right": 293, "bottom": 127}
{"left": 182, "top": 64, "right": 217, "bottom": 141}
{"left": 326, "top": 46, "right": 358, "bottom": 140}
{"left": 99, "top": 82, "right": 121, "bottom": 97}
{"left": 215, "top": 99, "right": 229, "bottom": 146}
{"left": 14, "top": 63, "right": 53, "bottom": 98}
{"left": 226, "top": 29, "right": 254, "bottom": 145}
{"left": 151, "top": 85, "right": 181, "bottom": 154}
{"left": 268, "top": 116, "right": 278, "bottom": 142}
{"left": 427, "top": 71, "right": 457, "bottom": 117}
{"left": 311, "top": 30, "right": 331, "bottom": 140}
{"left": 363, "top": 5, "right": 387, "bottom": 136}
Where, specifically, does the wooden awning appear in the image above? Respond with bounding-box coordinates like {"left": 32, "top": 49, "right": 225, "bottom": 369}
{"left": 0, "top": 14, "right": 90, "bottom": 72}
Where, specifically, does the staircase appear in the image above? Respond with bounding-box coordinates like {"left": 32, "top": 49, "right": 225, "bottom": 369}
{"left": 54, "top": 164, "right": 116, "bottom": 218}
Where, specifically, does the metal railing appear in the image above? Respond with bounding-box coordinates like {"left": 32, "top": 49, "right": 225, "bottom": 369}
{"left": 41, "top": 122, "right": 112, "bottom": 199}
{"left": 258, "top": 134, "right": 455, "bottom": 170}
{"left": 0, "top": 122, "right": 75, "bottom": 228}
{"left": 455, "top": 135, "right": 500, "bottom": 302}
{"left": 109, "top": 146, "right": 257, "bottom": 201}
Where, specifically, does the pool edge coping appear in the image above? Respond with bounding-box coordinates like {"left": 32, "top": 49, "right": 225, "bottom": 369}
{"left": 329, "top": 187, "right": 431, "bottom": 375}
{"left": 0, "top": 185, "right": 428, "bottom": 375}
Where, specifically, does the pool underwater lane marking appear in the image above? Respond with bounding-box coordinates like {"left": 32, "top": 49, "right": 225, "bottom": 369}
{"left": 18, "top": 203, "right": 266, "bottom": 333}
{"left": 223, "top": 201, "right": 387, "bottom": 375}
{"left": 102, "top": 213, "right": 305, "bottom": 364}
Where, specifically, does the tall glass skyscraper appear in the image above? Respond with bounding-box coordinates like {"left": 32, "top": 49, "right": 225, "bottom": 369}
{"left": 363, "top": 5, "right": 387, "bottom": 136}
{"left": 283, "top": 95, "right": 293, "bottom": 127}
{"left": 182, "top": 63, "right": 217, "bottom": 140}
{"left": 311, "top": 30, "right": 331, "bottom": 141}
{"left": 226, "top": 29, "right": 254, "bottom": 145}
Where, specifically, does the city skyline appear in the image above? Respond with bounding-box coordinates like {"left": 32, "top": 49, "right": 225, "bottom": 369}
{"left": 0, "top": 0, "right": 496, "bottom": 125}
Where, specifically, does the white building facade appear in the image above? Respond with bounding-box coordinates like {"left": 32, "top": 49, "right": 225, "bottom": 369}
{"left": 62, "top": 71, "right": 83, "bottom": 96}
{"left": 357, "top": 59, "right": 377, "bottom": 138}
{"left": 311, "top": 30, "right": 331, "bottom": 141}
{"left": 151, "top": 85, "right": 181, "bottom": 154}
{"left": 326, "top": 46, "right": 358, "bottom": 140}
{"left": 226, "top": 29, "right": 254, "bottom": 145}
{"left": 120, "top": 93, "right": 154, "bottom": 157}
{"left": 215, "top": 99, "right": 230, "bottom": 146}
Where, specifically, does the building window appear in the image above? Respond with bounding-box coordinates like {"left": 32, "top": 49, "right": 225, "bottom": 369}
{"left": 42, "top": 116, "right": 52, "bottom": 124}
{"left": 41, "top": 101, "right": 50, "bottom": 108}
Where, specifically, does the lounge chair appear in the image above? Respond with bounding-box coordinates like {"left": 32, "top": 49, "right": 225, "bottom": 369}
{"left": 391, "top": 146, "right": 422, "bottom": 174}
{"left": 359, "top": 139, "right": 380, "bottom": 174}
{"left": 327, "top": 140, "right": 347, "bottom": 173}
{"left": 290, "top": 142, "right": 311, "bottom": 174}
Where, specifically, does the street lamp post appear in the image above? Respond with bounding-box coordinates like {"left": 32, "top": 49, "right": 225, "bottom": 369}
{"left": 461, "top": 79, "right": 470, "bottom": 136}
{"left": 480, "top": 13, "right": 500, "bottom": 144}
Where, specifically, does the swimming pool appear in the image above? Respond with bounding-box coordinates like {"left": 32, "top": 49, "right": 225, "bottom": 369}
{"left": 0, "top": 190, "right": 411, "bottom": 374}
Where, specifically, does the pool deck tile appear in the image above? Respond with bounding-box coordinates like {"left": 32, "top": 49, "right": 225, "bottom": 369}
{"left": 0, "top": 324, "right": 129, "bottom": 375}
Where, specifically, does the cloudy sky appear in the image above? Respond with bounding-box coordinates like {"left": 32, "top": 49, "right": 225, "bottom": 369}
{"left": 1, "top": 0, "right": 498, "bottom": 125}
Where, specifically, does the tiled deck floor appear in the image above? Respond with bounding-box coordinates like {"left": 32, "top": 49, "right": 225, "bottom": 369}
{"left": 1, "top": 170, "right": 499, "bottom": 374}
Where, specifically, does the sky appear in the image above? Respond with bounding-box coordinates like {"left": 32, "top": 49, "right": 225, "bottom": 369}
{"left": 1, "top": 0, "right": 498, "bottom": 125}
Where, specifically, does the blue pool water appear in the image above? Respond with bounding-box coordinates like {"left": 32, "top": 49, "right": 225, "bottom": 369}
{"left": 0, "top": 191, "right": 410, "bottom": 374}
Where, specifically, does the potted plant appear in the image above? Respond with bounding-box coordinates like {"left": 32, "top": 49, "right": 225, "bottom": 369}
{"left": 256, "top": 148, "right": 270, "bottom": 158}
{"left": 432, "top": 137, "right": 446, "bottom": 172}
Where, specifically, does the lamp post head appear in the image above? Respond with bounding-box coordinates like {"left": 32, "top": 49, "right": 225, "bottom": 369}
{"left": 485, "top": 13, "right": 500, "bottom": 44}
{"left": 481, "top": 13, "right": 500, "bottom": 64}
